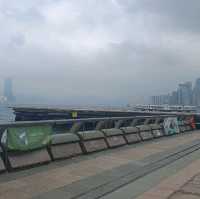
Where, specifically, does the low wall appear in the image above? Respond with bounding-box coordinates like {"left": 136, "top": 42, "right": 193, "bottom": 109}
{"left": 0, "top": 114, "right": 196, "bottom": 173}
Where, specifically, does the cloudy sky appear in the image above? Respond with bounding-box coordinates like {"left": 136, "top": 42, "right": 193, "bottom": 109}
{"left": 0, "top": 0, "right": 200, "bottom": 105}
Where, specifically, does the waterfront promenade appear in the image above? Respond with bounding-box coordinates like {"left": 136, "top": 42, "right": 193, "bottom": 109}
{"left": 1, "top": 131, "right": 200, "bottom": 199}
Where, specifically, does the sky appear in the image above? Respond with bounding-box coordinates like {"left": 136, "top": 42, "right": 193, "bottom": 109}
{"left": 0, "top": 0, "right": 200, "bottom": 105}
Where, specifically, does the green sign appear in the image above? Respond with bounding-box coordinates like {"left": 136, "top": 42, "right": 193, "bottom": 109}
{"left": 6, "top": 125, "right": 52, "bottom": 151}
{"left": 72, "top": 111, "right": 78, "bottom": 118}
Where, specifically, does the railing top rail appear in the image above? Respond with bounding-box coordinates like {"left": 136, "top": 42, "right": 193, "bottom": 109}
{"left": 0, "top": 115, "right": 174, "bottom": 128}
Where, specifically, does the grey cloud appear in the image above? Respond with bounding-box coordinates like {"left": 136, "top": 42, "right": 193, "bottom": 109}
{"left": 119, "top": 0, "right": 200, "bottom": 33}
{"left": 9, "top": 33, "right": 26, "bottom": 47}
{"left": 0, "top": 0, "right": 200, "bottom": 105}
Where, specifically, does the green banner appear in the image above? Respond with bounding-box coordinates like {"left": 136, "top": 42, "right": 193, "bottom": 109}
{"left": 6, "top": 125, "right": 52, "bottom": 151}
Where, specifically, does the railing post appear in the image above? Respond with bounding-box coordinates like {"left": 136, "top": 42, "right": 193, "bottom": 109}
{"left": 130, "top": 119, "right": 139, "bottom": 127}
{"left": 95, "top": 121, "right": 106, "bottom": 130}
{"left": 70, "top": 122, "right": 83, "bottom": 134}
{"left": 155, "top": 117, "right": 162, "bottom": 124}
{"left": 115, "top": 120, "right": 124, "bottom": 129}
{"left": 144, "top": 118, "right": 151, "bottom": 125}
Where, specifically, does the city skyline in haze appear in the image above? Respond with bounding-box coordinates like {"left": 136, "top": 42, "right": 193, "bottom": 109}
{"left": 1, "top": 1, "right": 200, "bottom": 105}
{"left": 2, "top": 76, "right": 200, "bottom": 107}
{"left": 151, "top": 78, "right": 200, "bottom": 106}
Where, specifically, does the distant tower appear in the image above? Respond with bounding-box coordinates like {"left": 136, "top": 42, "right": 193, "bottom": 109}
{"left": 193, "top": 78, "right": 200, "bottom": 106}
{"left": 177, "top": 82, "right": 193, "bottom": 105}
{"left": 3, "top": 78, "right": 15, "bottom": 102}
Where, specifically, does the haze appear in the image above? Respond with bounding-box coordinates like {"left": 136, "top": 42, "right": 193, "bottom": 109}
{"left": 0, "top": 0, "right": 200, "bottom": 105}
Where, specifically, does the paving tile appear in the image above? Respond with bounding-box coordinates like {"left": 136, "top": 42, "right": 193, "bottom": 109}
{"left": 1, "top": 131, "right": 200, "bottom": 199}
{"left": 136, "top": 160, "right": 200, "bottom": 199}
{"left": 169, "top": 192, "right": 200, "bottom": 199}
{"left": 181, "top": 183, "right": 200, "bottom": 195}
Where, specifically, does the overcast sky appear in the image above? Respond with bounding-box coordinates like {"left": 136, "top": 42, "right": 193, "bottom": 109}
{"left": 0, "top": 0, "right": 200, "bottom": 105}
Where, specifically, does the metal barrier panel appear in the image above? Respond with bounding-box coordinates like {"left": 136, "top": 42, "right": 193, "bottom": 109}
{"left": 0, "top": 146, "right": 5, "bottom": 172}
{"left": 0, "top": 114, "right": 196, "bottom": 172}
{"left": 138, "top": 125, "right": 154, "bottom": 140}
{"left": 1, "top": 125, "right": 52, "bottom": 170}
{"left": 183, "top": 125, "right": 192, "bottom": 132}
{"left": 150, "top": 124, "right": 165, "bottom": 138}
{"left": 6, "top": 149, "right": 51, "bottom": 170}
{"left": 102, "top": 128, "right": 127, "bottom": 148}
{"left": 186, "top": 125, "right": 192, "bottom": 131}
{"left": 120, "top": 127, "right": 141, "bottom": 144}
{"left": 51, "top": 133, "right": 82, "bottom": 160}
{"left": 179, "top": 125, "right": 187, "bottom": 133}
{"left": 0, "top": 159, "right": 5, "bottom": 172}
{"left": 77, "top": 131, "right": 107, "bottom": 153}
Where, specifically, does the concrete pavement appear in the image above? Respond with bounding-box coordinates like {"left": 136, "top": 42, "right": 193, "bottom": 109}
{"left": 1, "top": 131, "right": 200, "bottom": 199}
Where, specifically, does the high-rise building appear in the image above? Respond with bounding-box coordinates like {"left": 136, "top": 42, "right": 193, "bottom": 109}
{"left": 151, "top": 96, "right": 156, "bottom": 105}
{"left": 151, "top": 94, "right": 170, "bottom": 105}
{"left": 160, "top": 94, "right": 170, "bottom": 105}
{"left": 3, "top": 78, "right": 15, "bottom": 102}
{"left": 193, "top": 78, "right": 200, "bottom": 106}
{"left": 177, "top": 82, "right": 192, "bottom": 105}
{"left": 170, "top": 91, "right": 179, "bottom": 105}
{"left": 149, "top": 79, "right": 200, "bottom": 106}
{"left": 151, "top": 96, "right": 162, "bottom": 105}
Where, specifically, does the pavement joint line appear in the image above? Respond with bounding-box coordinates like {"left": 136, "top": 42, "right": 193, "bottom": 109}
{"left": 167, "top": 173, "right": 200, "bottom": 199}
{"left": 32, "top": 136, "right": 199, "bottom": 198}
{"left": 2, "top": 131, "right": 199, "bottom": 198}
{"left": 71, "top": 140, "right": 200, "bottom": 199}
{"left": 135, "top": 159, "right": 200, "bottom": 199}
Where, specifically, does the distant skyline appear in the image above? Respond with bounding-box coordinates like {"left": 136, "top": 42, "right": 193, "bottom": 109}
{"left": 151, "top": 78, "right": 200, "bottom": 106}
{"left": 1, "top": 76, "right": 200, "bottom": 106}
{"left": 1, "top": 1, "right": 200, "bottom": 105}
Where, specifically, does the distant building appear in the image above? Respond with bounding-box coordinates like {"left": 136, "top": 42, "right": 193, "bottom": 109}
{"left": 3, "top": 78, "right": 15, "bottom": 102}
{"left": 151, "top": 81, "right": 194, "bottom": 106}
{"left": 150, "top": 78, "right": 200, "bottom": 106}
{"left": 135, "top": 104, "right": 196, "bottom": 113}
{"left": 151, "top": 96, "right": 162, "bottom": 105}
{"left": 193, "top": 78, "right": 200, "bottom": 106}
{"left": 177, "top": 82, "right": 192, "bottom": 105}
{"left": 161, "top": 94, "right": 170, "bottom": 104}
{"left": 151, "top": 96, "right": 159, "bottom": 105}
{"left": 170, "top": 91, "right": 179, "bottom": 105}
{"left": 151, "top": 94, "right": 170, "bottom": 105}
